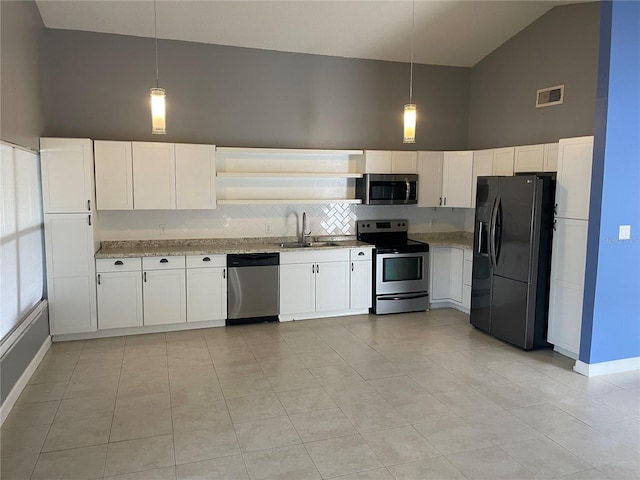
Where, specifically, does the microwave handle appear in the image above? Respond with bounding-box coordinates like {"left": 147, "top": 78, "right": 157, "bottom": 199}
{"left": 405, "top": 178, "right": 410, "bottom": 202}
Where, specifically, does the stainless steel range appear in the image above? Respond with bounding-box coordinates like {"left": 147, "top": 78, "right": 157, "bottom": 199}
{"left": 357, "top": 220, "right": 430, "bottom": 315}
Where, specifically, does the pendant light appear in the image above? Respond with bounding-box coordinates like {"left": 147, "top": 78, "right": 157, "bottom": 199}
{"left": 150, "top": 0, "right": 166, "bottom": 134}
{"left": 403, "top": 0, "right": 416, "bottom": 144}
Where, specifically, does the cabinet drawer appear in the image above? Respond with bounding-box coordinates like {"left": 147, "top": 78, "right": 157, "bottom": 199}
{"left": 142, "top": 256, "right": 186, "bottom": 270}
{"left": 186, "top": 254, "right": 225, "bottom": 268}
{"left": 350, "top": 248, "right": 372, "bottom": 261}
{"left": 96, "top": 257, "right": 141, "bottom": 273}
{"left": 463, "top": 259, "right": 473, "bottom": 286}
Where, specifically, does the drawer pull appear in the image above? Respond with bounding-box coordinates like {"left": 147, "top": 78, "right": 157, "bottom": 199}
{"left": 114, "top": 260, "right": 124, "bottom": 265}
{"left": 358, "top": 251, "right": 365, "bottom": 256}
{"left": 160, "top": 258, "right": 169, "bottom": 263}
{"left": 203, "top": 257, "right": 211, "bottom": 262}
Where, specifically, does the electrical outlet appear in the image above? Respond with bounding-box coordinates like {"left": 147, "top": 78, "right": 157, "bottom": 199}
{"left": 265, "top": 223, "right": 273, "bottom": 234}
{"left": 619, "top": 225, "right": 631, "bottom": 240}
{"left": 159, "top": 224, "right": 167, "bottom": 235}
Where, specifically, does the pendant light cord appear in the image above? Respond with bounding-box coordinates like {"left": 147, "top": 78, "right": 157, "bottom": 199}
{"left": 154, "top": 0, "right": 159, "bottom": 88}
{"left": 409, "top": 0, "right": 415, "bottom": 104}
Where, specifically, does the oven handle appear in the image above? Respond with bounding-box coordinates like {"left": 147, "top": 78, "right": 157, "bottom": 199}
{"left": 378, "top": 293, "right": 430, "bottom": 301}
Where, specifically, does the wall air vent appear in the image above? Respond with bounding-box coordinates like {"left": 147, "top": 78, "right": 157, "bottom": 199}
{"left": 536, "top": 85, "right": 564, "bottom": 108}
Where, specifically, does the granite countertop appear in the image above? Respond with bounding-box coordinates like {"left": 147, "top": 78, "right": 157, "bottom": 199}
{"left": 95, "top": 236, "right": 373, "bottom": 259}
{"left": 409, "top": 231, "right": 473, "bottom": 249}
{"left": 95, "top": 232, "right": 473, "bottom": 259}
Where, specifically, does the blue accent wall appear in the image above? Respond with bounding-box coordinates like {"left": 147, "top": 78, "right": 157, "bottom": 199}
{"left": 580, "top": 1, "right": 640, "bottom": 364}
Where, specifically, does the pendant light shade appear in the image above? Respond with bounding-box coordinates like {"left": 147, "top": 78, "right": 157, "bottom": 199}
{"left": 150, "top": 0, "right": 166, "bottom": 135}
{"left": 403, "top": 0, "right": 416, "bottom": 144}
{"left": 403, "top": 103, "right": 416, "bottom": 144}
{"left": 150, "top": 87, "right": 166, "bottom": 134}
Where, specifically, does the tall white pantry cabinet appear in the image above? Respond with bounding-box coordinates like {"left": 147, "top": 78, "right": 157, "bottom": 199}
{"left": 547, "top": 136, "right": 594, "bottom": 358}
{"left": 41, "top": 138, "right": 100, "bottom": 335}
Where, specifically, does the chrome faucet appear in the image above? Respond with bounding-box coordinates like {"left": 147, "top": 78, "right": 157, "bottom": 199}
{"left": 301, "top": 212, "right": 311, "bottom": 244}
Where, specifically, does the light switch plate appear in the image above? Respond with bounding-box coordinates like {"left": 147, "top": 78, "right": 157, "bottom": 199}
{"left": 619, "top": 225, "right": 631, "bottom": 240}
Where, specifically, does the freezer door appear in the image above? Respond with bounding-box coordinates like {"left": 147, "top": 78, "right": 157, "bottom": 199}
{"left": 490, "top": 275, "right": 533, "bottom": 349}
{"left": 493, "top": 176, "right": 538, "bottom": 283}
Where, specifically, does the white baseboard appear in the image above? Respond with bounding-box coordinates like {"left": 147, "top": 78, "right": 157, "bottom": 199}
{"left": 0, "top": 335, "right": 52, "bottom": 426}
{"left": 574, "top": 356, "right": 640, "bottom": 377}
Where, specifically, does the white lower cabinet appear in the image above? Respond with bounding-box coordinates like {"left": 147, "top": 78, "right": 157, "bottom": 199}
{"left": 547, "top": 218, "right": 589, "bottom": 358}
{"left": 186, "top": 255, "right": 226, "bottom": 324}
{"left": 280, "top": 249, "right": 350, "bottom": 319}
{"left": 143, "top": 256, "right": 186, "bottom": 326}
{"left": 45, "top": 213, "right": 98, "bottom": 335}
{"left": 430, "top": 246, "right": 470, "bottom": 312}
{"left": 350, "top": 248, "right": 372, "bottom": 310}
{"left": 96, "top": 258, "right": 143, "bottom": 330}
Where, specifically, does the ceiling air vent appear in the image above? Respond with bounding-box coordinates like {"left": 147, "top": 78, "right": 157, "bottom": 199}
{"left": 536, "top": 85, "right": 564, "bottom": 108}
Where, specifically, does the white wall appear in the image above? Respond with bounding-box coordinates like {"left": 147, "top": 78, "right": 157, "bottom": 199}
{"left": 98, "top": 204, "right": 471, "bottom": 241}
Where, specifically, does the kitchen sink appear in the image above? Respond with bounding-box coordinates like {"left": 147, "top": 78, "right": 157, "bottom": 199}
{"left": 279, "top": 241, "right": 341, "bottom": 248}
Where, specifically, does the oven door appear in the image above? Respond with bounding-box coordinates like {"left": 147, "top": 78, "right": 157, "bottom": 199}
{"left": 375, "top": 251, "right": 429, "bottom": 295}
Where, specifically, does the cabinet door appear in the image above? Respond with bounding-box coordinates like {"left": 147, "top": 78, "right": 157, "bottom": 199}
{"left": 442, "top": 151, "right": 473, "bottom": 208}
{"left": 143, "top": 269, "right": 186, "bottom": 325}
{"left": 472, "top": 149, "right": 494, "bottom": 208}
{"left": 97, "top": 271, "right": 143, "bottom": 329}
{"left": 430, "top": 247, "right": 451, "bottom": 301}
{"left": 316, "top": 261, "right": 350, "bottom": 312}
{"left": 187, "top": 267, "right": 226, "bottom": 322}
{"left": 391, "top": 151, "right": 417, "bottom": 173}
{"left": 363, "top": 150, "right": 392, "bottom": 173}
{"left": 492, "top": 147, "right": 515, "bottom": 176}
{"left": 417, "top": 151, "right": 443, "bottom": 207}
{"left": 44, "top": 214, "right": 97, "bottom": 334}
{"left": 543, "top": 143, "right": 559, "bottom": 172}
{"left": 175, "top": 144, "right": 216, "bottom": 210}
{"left": 514, "top": 144, "right": 544, "bottom": 173}
{"left": 132, "top": 142, "right": 176, "bottom": 209}
{"left": 279, "top": 263, "right": 316, "bottom": 315}
{"left": 449, "top": 247, "right": 464, "bottom": 303}
{"left": 41, "top": 138, "right": 94, "bottom": 213}
{"left": 556, "top": 137, "right": 593, "bottom": 220}
{"left": 95, "top": 140, "right": 133, "bottom": 210}
{"left": 350, "top": 260, "right": 372, "bottom": 310}
{"left": 547, "top": 218, "right": 589, "bottom": 357}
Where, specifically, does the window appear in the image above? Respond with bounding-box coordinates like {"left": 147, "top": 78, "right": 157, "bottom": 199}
{"left": 1, "top": 143, "right": 44, "bottom": 342}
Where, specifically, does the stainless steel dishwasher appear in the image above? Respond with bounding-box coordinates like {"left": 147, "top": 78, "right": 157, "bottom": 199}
{"left": 227, "top": 253, "right": 279, "bottom": 324}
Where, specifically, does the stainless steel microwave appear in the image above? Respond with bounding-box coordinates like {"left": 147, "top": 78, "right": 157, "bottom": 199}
{"left": 356, "top": 174, "right": 418, "bottom": 205}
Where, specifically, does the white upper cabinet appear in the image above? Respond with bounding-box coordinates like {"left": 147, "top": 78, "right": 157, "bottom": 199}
{"left": 363, "top": 150, "right": 392, "bottom": 173}
{"left": 472, "top": 149, "right": 494, "bottom": 208}
{"left": 391, "top": 151, "right": 418, "bottom": 173}
{"left": 363, "top": 150, "right": 417, "bottom": 173}
{"left": 175, "top": 144, "right": 216, "bottom": 209}
{"left": 417, "top": 151, "right": 443, "bottom": 207}
{"left": 95, "top": 140, "right": 133, "bottom": 210}
{"left": 132, "top": 142, "right": 176, "bottom": 210}
{"left": 41, "top": 138, "right": 95, "bottom": 213}
{"left": 492, "top": 147, "right": 515, "bottom": 176}
{"left": 543, "top": 143, "right": 559, "bottom": 172}
{"left": 514, "top": 144, "right": 544, "bottom": 173}
{"left": 556, "top": 136, "right": 594, "bottom": 220}
{"left": 442, "top": 151, "right": 473, "bottom": 208}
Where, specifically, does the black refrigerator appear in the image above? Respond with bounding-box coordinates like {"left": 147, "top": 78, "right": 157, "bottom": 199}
{"left": 471, "top": 175, "right": 555, "bottom": 350}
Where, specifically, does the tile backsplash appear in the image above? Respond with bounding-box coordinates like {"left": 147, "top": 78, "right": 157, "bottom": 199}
{"left": 98, "top": 204, "right": 474, "bottom": 241}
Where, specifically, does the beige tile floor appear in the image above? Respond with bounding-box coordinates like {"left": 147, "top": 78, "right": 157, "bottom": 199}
{"left": 2, "top": 308, "right": 639, "bottom": 480}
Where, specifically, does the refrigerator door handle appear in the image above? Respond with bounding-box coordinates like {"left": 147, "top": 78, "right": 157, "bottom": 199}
{"left": 495, "top": 197, "right": 503, "bottom": 265}
{"left": 477, "top": 221, "right": 483, "bottom": 254}
{"left": 489, "top": 196, "right": 499, "bottom": 270}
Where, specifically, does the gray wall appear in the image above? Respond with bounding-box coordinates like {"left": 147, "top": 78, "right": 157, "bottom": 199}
{"left": 468, "top": 2, "right": 600, "bottom": 150}
{"left": 0, "top": 0, "right": 44, "bottom": 150}
{"left": 40, "top": 29, "right": 470, "bottom": 151}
